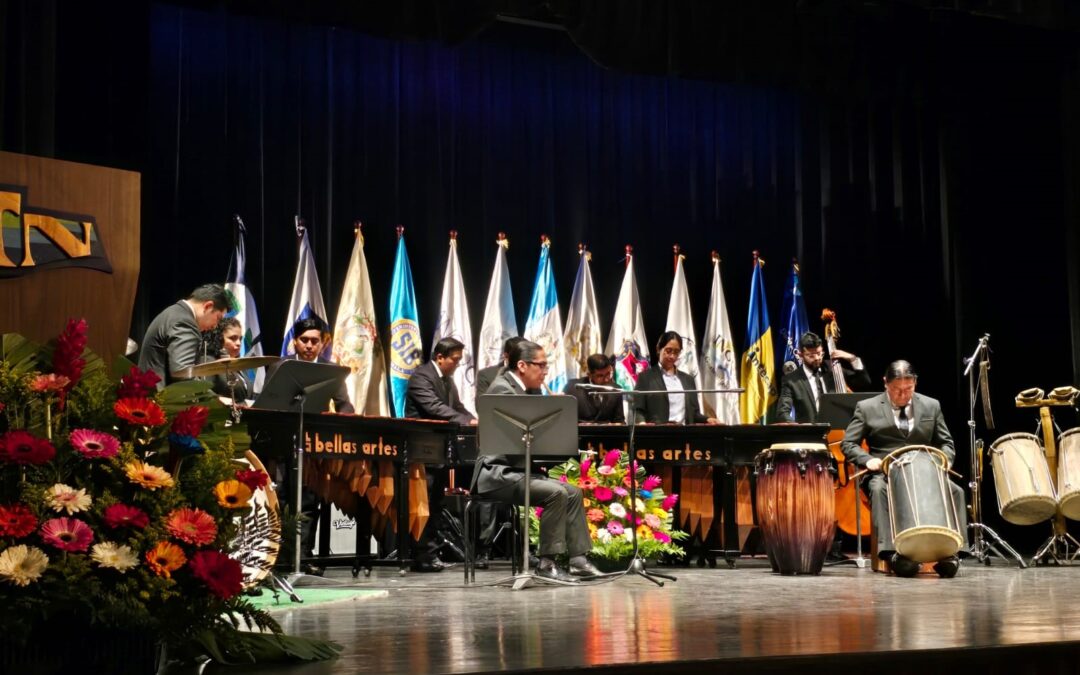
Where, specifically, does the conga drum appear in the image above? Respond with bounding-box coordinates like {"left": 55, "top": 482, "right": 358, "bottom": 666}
{"left": 1057, "top": 429, "right": 1080, "bottom": 520}
{"left": 754, "top": 443, "right": 835, "bottom": 575}
{"left": 988, "top": 432, "right": 1056, "bottom": 525}
{"left": 881, "top": 446, "right": 963, "bottom": 563}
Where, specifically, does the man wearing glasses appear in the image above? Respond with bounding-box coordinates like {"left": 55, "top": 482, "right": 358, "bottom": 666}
{"left": 471, "top": 340, "right": 601, "bottom": 582}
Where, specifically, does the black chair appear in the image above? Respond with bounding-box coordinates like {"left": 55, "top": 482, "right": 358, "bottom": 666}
{"left": 462, "top": 495, "right": 522, "bottom": 584}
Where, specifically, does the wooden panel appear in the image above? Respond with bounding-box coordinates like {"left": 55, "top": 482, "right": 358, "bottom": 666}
{"left": 0, "top": 151, "right": 140, "bottom": 365}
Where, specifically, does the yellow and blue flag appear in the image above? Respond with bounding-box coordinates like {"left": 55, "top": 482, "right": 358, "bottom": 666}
{"left": 388, "top": 227, "right": 422, "bottom": 417}
{"left": 740, "top": 252, "right": 777, "bottom": 424}
{"left": 779, "top": 260, "right": 809, "bottom": 366}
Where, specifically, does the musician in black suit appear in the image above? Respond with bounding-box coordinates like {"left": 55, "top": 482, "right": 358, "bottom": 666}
{"left": 267, "top": 317, "right": 354, "bottom": 573}
{"left": 405, "top": 337, "right": 477, "bottom": 572}
{"left": 563, "top": 354, "right": 625, "bottom": 423}
{"left": 476, "top": 336, "right": 524, "bottom": 395}
{"left": 777, "top": 332, "right": 871, "bottom": 423}
{"left": 841, "top": 360, "right": 966, "bottom": 578}
{"left": 472, "top": 340, "right": 600, "bottom": 582}
{"left": 139, "top": 283, "right": 230, "bottom": 388}
{"left": 633, "top": 332, "right": 718, "bottom": 425}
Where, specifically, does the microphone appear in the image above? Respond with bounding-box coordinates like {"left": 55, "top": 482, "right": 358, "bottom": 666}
{"left": 577, "top": 383, "right": 623, "bottom": 392}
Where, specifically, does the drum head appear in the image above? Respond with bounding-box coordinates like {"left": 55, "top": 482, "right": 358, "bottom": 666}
{"left": 768, "top": 442, "right": 829, "bottom": 452}
{"left": 230, "top": 450, "right": 282, "bottom": 589}
{"left": 990, "top": 432, "right": 1042, "bottom": 453}
{"left": 895, "top": 527, "right": 963, "bottom": 563}
{"left": 881, "top": 445, "right": 948, "bottom": 475}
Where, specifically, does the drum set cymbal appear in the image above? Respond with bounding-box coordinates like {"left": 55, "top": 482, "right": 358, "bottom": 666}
{"left": 171, "top": 355, "right": 280, "bottom": 380}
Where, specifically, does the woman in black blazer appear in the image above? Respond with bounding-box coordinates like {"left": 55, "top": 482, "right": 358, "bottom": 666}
{"left": 633, "top": 331, "right": 717, "bottom": 425}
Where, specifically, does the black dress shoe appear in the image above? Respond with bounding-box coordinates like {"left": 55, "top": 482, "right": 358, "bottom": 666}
{"left": 411, "top": 559, "right": 448, "bottom": 573}
{"left": 535, "top": 564, "right": 579, "bottom": 583}
{"left": 568, "top": 556, "right": 602, "bottom": 578}
{"left": 473, "top": 551, "right": 490, "bottom": 570}
{"left": 886, "top": 553, "right": 921, "bottom": 578}
{"left": 933, "top": 556, "right": 960, "bottom": 579}
{"left": 301, "top": 563, "right": 325, "bottom": 576}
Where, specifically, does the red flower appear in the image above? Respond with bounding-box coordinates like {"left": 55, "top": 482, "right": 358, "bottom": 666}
{"left": 52, "top": 318, "right": 88, "bottom": 396}
{"left": 234, "top": 469, "right": 269, "bottom": 492}
{"left": 0, "top": 503, "right": 38, "bottom": 538}
{"left": 117, "top": 366, "right": 161, "bottom": 399}
{"left": 113, "top": 398, "right": 166, "bottom": 427}
{"left": 165, "top": 508, "right": 218, "bottom": 546}
{"left": 188, "top": 550, "right": 244, "bottom": 599}
{"left": 30, "top": 374, "right": 71, "bottom": 393}
{"left": 171, "top": 406, "right": 209, "bottom": 438}
{"left": 0, "top": 431, "right": 56, "bottom": 465}
{"left": 578, "top": 477, "right": 598, "bottom": 491}
{"left": 103, "top": 503, "right": 150, "bottom": 529}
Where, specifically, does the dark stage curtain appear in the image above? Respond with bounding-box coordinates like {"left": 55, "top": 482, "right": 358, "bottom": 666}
{"left": 2, "top": 1, "right": 1079, "bottom": 549}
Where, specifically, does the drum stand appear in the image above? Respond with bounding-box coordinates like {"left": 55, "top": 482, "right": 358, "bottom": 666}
{"left": 1023, "top": 397, "right": 1080, "bottom": 565}
{"left": 963, "top": 336, "right": 1026, "bottom": 567}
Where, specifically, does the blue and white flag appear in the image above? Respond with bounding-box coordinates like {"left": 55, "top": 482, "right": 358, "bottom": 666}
{"left": 524, "top": 236, "right": 566, "bottom": 393}
{"left": 388, "top": 227, "right": 422, "bottom": 417}
{"left": 281, "top": 217, "right": 331, "bottom": 361}
{"left": 224, "top": 215, "right": 265, "bottom": 395}
{"left": 563, "top": 244, "right": 603, "bottom": 381}
{"left": 477, "top": 233, "right": 518, "bottom": 370}
{"left": 432, "top": 232, "right": 476, "bottom": 415}
{"left": 332, "top": 224, "right": 390, "bottom": 416}
{"left": 779, "top": 260, "right": 810, "bottom": 367}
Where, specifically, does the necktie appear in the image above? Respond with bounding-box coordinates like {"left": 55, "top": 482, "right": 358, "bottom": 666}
{"left": 442, "top": 375, "right": 453, "bottom": 403}
{"left": 898, "top": 405, "right": 911, "bottom": 435}
{"left": 813, "top": 370, "right": 826, "bottom": 409}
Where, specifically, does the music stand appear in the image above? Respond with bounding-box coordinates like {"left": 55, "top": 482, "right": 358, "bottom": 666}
{"left": 817, "top": 392, "right": 875, "bottom": 569}
{"left": 253, "top": 360, "right": 350, "bottom": 591}
{"left": 476, "top": 394, "right": 578, "bottom": 590}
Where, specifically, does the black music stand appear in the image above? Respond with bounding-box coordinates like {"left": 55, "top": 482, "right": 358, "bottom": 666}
{"left": 818, "top": 392, "right": 876, "bottom": 569}
{"left": 254, "top": 360, "right": 350, "bottom": 589}
{"left": 476, "top": 394, "right": 578, "bottom": 590}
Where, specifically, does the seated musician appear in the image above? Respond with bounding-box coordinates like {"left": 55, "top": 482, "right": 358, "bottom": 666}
{"left": 563, "top": 353, "right": 625, "bottom": 423}
{"left": 267, "top": 317, "right": 355, "bottom": 572}
{"left": 476, "top": 336, "right": 525, "bottom": 395}
{"left": 473, "top": 340, "right": 601, "bottom": 582}
{"left": 841, "top": 360, "right": 967, "bottom": 578}
{"left": 633, "top": 332, "right": 718, "bottom": 425}
{"left": 208, "top": 317, "right": 249, "bottom": 402}
{"left": 139, "top": 283, "right": 230, "bottom": 388}
{"left": 404, "top": 337, "right": 477, "bottom": 572}
{"left": 777, "top": 332, "right": 870, "bottom": 423}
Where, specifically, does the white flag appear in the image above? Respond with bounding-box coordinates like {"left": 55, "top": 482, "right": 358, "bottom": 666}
{"left": 477, "top": 233, "right": 519, "bottom": 370}
{"left": 332, "top": 225, "right": 390, "bottom": 416}
{"left": 563, "top": 245, "right": 603, "bottom": 380}
{"left": 431, "top": 232, "right": 476, "bottom": 415}
{"left": 666, "top": 248, "right": 703, "bottom": 406}
{"left": 282, "top": 217, "right": 331, "bottom": 361}
{"left": 224, "top": 215, "right": 265, "bottom": 395}
{"left": 524, "top": 236, "right": 567, "bottom": 393}
{"left": 701, "top": 252, "right": 741, "bottom": 423}
{"left": 605, "top": 246, "right": 650, "bottom": 390}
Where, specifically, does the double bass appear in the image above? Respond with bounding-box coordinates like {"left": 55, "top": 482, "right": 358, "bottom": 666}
{"left": 821, "top": 308, "right": 872, "bottom": 536}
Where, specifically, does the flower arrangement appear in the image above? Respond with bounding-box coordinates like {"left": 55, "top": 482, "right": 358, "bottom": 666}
{"left": 0, "top": 322, "right": 337, "bottom": 666}
{"left": 542, "top": 449, "right": 687, "bottom": 562}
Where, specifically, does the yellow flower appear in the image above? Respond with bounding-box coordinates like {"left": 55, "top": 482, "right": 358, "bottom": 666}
{"left": 45, "top": 483, "right": 92, "bottom": 514}
{"left": 145, "top": 541, "right": 186, "bottom": 578}
{"left": 213, "top": 480, "right": 253, "bottom": 509}
{"left": 636, "top": 524, "right": 653, "bottom": 540}
{"left": 0, "top": 544, "right": 48, "bottom": 586}
{"left": 124, "top": 461, "right": 174, "bottom": 490}
{"left": 652, "top": 508, "right": 668, "bottom": 519}
{"left": 583, "top": 498, "right": 593, "bottom": 508}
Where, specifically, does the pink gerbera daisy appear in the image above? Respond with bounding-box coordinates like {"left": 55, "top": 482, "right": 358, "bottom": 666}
{"left": 102, "top": 504, "right": 149, "bottom": 529}
{"left": 68, "top": 428, "right": 120, "bottom": 459}
{"left": 593, "top": 486, "right": 614, "bottom": 502}
{"left": 40, "top": 517, "right": 94, "bottom": 552}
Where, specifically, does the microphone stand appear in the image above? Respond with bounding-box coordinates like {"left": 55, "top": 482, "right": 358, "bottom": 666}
{"left": 963, "top": 335, "right": 1026, "bottom": 567}
{"left": 582, "top": 384, "right": 744, "bottom": 587}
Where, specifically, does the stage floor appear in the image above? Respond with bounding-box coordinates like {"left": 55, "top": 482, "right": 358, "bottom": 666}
{"left": 197, "top": 558, "right": 1080, "bottom": 675}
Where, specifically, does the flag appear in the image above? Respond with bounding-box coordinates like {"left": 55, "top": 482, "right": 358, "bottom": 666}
{"left": 740, "top": 251, "right": 777, "bottom": 424}
{"left": 332, "top": 224, "right": 390, "bottom": 416}
{"left": 563, "top": 244, "right": 603, "bottom": 381}
{"left": 605, "top": 246, "right": 650, "bottom": 390}
{"left": 477, "top": 233, "right": 518, "bottom": 370}
{"left": 223, "top": 215, "right": 265, "bottom": 395}
{"left": 388, "top": 226, "right": 422, "bottom": 417}
{"left": 778, "top": 260, "right": 810, "bottom": 367}
{"left": 701, "top": 251, "right": 740, "bottom": 424}
{"left": 281, "top": 217, "right": 331, "bottom": 361}
{"left": 432, "top": 231, "right": 476, "bottom": 415}
{"left": 523, "top": 236, "right": 566, "bottom": 393}
{"left": 665, "top": 245, "right": 702, "bottom": 404}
